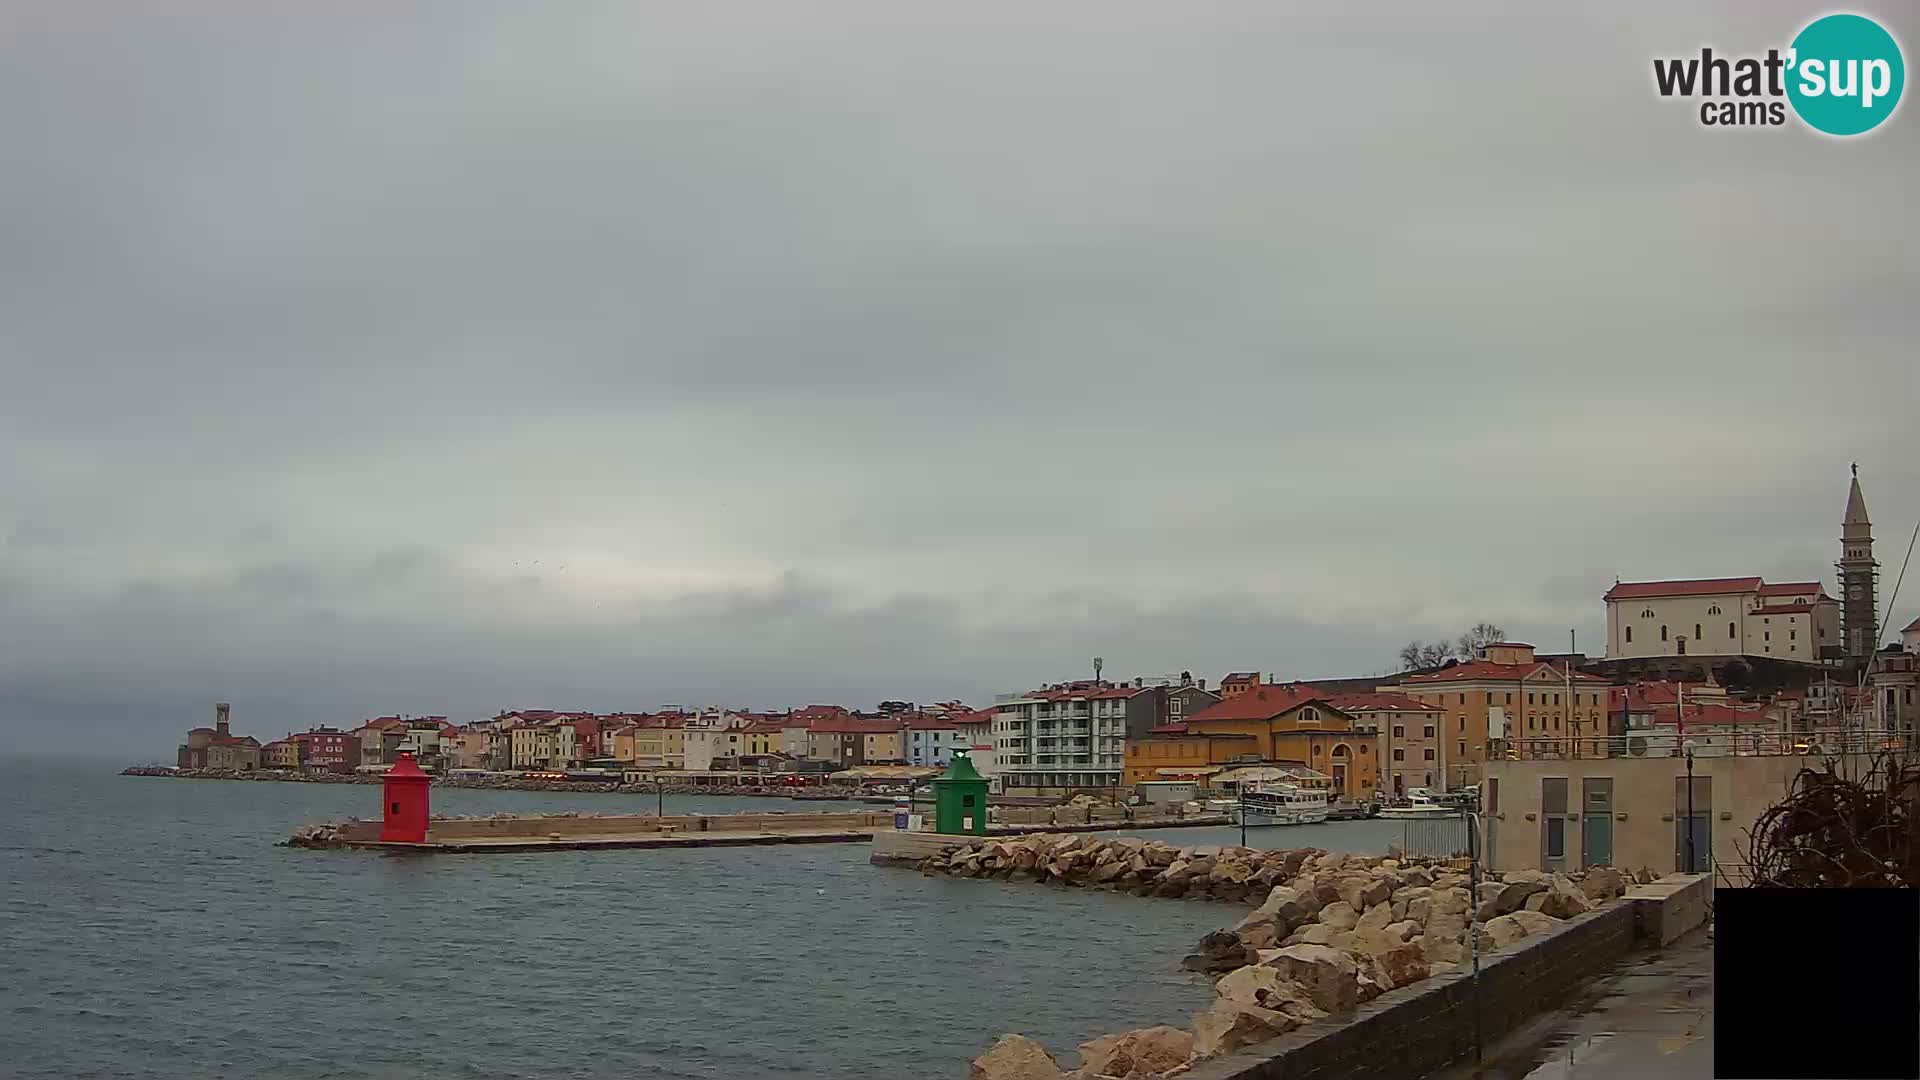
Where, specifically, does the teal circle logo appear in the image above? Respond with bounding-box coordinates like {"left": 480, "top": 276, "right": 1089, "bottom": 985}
{"left": 1786, "top": 14, "right": 1905, "bottom": 136}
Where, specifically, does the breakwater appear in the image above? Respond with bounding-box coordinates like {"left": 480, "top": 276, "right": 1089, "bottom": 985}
{"left": 286, "top": 809, "right": 898, "bottom": 851}
{"left": 957, "top": 840, "right": 1645, "bottom": 1080}
{"left": 121, "top": 765, "right": 868, "bottom": 799}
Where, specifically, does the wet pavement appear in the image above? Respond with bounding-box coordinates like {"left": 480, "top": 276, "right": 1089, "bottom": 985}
{"left": 1426, "top": 927, "right": 1714, "bottom": 1080}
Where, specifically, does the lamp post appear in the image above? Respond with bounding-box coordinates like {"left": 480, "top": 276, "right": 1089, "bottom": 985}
{"left": 1683, "top": 742, "right": 1696, "bottom": 873}
{"left": 1467, "top": 809, "right": 1484, "bottom": 1062}
{"left": 1239, "top": 786, "right": 1248, "bottom": 847}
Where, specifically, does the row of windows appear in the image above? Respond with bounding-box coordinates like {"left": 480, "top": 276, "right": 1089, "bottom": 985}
{"left": 1630, "top": 620, "right": 1824, "bottom": 644}
{"left": 1434, "top": 691, "right": 1603, "bottom": 707}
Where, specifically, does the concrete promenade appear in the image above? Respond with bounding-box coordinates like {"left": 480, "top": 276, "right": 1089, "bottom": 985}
{"left": 1422, "top": 927, "right": 1712, "bottom": 1080}
{"left": 307, "top": 811, "right": 1224, "bottom": 855}
{"left": 345, "top": 828, "right": 876, "bottom": 853}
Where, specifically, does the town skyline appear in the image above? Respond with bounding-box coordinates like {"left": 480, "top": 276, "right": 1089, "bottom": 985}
{"left": 13, "top": 468, "right": 1920, "bottom": 759}
{"left": 3, "top": 4, "right": 1916, "bottom": 756}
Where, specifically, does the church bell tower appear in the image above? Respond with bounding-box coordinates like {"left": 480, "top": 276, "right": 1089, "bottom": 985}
{"left": 1838, "top": 465, "right": 1878, "bottom": 661}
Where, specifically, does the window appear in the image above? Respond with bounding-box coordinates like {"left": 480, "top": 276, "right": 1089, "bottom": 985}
{"left": 1423, "top": 725, "right": 1436, "bottom": 738}
{"left": 1458, "top": 716, "right": 1465, "bottom": 732}
{"left": 1358, "top": 744, "right": 1369, "bottom": 755}
{"left": 1392, "top": 725, "right": 1405, "bottom": 738}
{"left": 1660, "top": 625, "right": 1669, "bottom": 641}
{"left": 1641, "top": 608, "right": 1655, "bottom": 618}
{"left": 1457, "top": 740, "right": 1466, "bottom": 757}
{"left": 1729, "top": 622, "right": 1737, "bottom": 638}
{"left": 1694, "top": 623, "right": 1702, "bottom": 640}
{"left": 1423, "top": 749, "right": 1436, "bottom": 760}
{"left": 1553, "top": 694, "right": 1560, "bottom": 705}
{"left": 1528, "top": 693, "right": 1536, "bottom": 705}
{"left": 1393, "top": 749, "right": 1405, "bottom": 762}
{"left": 1764, "top": 631, "right": 1770, "bottom": 642}
{"left": 1708, "top": 604, "right": 1721, "bottom": 615}
{"left": 1425, "top": 772, "right": 1434, "bottom": 786}
{"left": 1458, "top": 693, "right": 1466, "bottom": 704}
{"left": 1625, "top": 626, "right": 1632, "bottom": 643}
{"left": 1505, "top": 693, "right": 1513, "bottom": 705}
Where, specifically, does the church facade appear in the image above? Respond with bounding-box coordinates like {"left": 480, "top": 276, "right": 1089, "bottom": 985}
{"left": 1602, "top": 469, "right": 1877, "bottom": 668}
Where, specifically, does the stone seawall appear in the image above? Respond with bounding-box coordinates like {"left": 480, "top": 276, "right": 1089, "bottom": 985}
{"left": 913, "top": 834, "right": 1406, "bottom": 905}
{"left": 286, "top": 810, "right": 895, "bottom": 848}
{"left": 964, "top": 848, "right": 1658, "bottom": 1080}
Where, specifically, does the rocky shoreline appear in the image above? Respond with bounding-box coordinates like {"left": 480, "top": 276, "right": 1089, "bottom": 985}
{"left": 937, "top": 836, "right": 1644, "bottom": 1079}
{"left": 119, "top": 766, "right": 870, "bottom": 800}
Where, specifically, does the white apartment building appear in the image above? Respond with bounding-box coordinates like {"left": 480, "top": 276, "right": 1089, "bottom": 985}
{"left": 1604, "top": 577, "right": 1840, "bottom": 662}
{"left": 991, "top": 681, "right": 1129, "bottom": 794}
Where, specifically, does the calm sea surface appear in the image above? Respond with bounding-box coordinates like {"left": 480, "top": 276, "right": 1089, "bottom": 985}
{"left": 0, "top": 758, "right": 1402, "bottom": 1079}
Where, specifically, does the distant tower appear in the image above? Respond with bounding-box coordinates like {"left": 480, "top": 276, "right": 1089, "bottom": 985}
{"left": 1838, "top": 465, "right": 1879, "bottom": 661}
{"left": 215, "top": 702, "right": 232, "bottom": 738}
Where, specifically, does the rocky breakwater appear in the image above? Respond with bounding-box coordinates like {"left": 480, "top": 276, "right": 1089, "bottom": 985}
{"left": 920, "top": 834, "right": 1309, "bottom": 903}
{"left": 967, "top": 851, "right": 1640, "bottom": 1079}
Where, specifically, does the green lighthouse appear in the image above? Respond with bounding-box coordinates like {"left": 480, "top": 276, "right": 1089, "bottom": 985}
{"left": 931, "top": 749, "right": 989, "bottom": 835}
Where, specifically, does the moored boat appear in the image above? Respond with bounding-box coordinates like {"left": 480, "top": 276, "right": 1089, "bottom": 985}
{"left": 1231, "top": 780, "right": 1331, "bottom": 826}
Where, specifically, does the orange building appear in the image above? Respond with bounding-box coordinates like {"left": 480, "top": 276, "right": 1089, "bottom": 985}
{"left": 1123, "top": 685, "right": 1378, "bottom": 798}
{"left": 1218, "top": 673, "right": 1261, "bottom": 699}
{"left": 1388, "top": 642, "right": 1612, "bottom": 788}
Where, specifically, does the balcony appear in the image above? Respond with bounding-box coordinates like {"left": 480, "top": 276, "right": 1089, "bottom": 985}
{"left": 1501, "top": 728, "right": 1906, "bottom": 760}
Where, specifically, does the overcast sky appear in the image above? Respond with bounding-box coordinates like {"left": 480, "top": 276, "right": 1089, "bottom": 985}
{"left": 3, "top": 3, "right": 1916, "bottom": 756}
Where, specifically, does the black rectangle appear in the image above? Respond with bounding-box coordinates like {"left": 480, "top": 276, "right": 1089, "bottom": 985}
{"left": 1716, "top": 889, "right": 1920, "bottom": 1079}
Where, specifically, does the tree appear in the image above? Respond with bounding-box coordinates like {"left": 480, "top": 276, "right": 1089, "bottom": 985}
{"left": 1456, "top": 622, "right": 1507, "bottom": 659}
{"left": 1397, "top": 622, "right": 1508, "bottom": 672}
{"left": 1398, "top": 640, "right": 1458, "bottom": 671}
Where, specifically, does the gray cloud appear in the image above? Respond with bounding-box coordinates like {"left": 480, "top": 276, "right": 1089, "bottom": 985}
{"left": 3, "top": 2, "right": 1917, "bottom": 755}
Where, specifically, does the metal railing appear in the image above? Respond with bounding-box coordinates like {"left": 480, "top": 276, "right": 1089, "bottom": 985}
{"left": 1399, "top": 812, "right": 1474, "bottom": 859}
{"left": 1500, "top": 728, "right": 1908, "bottom": 760}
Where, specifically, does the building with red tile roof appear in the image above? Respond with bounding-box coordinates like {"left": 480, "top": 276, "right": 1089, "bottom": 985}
{"left": 1605, "top": 573, "right": 1839, "bottom": 665}
{"left": 1325, "top": 692, "right": 1447, "bottom": 797}
{"left": 1126, "top": 687, "right": 1375, "bottom": 797}
{"left": 1387, "top": 642, "right": 1613, "bottom": 787}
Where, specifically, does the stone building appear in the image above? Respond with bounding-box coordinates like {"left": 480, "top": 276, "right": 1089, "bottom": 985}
{"left": 1838, "top": 466, "right": 1879, "bottom": 661}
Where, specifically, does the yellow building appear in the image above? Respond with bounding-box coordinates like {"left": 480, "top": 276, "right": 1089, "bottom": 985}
{"left": 1124, "top": 686, "right": 1378, "bottom": 799}
{"left": 862, "top": 728, "right": 903, "bottom": 764}
{"left": 262, "top": 739, "right": 301, "bottom": 770}
{"left": 741, "top": 723, "right": 781, "bottom": 756}
{"left": 1388, "top": 642, "right": 1612, "bottom": 788}
{"left": 633, "top": 721, "right": 686, "bottom": 769}
{"left": 604, "top": 725, "right": 638, "bottom": 763}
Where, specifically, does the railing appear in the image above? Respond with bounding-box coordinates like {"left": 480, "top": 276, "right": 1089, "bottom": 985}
{"left": 1399, "top": 813, "right": 1473, "bottom": 859}
{"left": 1501, "top": 728, "right": 1908, "bottom": 760}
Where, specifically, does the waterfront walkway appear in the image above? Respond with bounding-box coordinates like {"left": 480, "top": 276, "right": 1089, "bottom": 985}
{"left": 347, "top": 829, "right": 876, "bottom": 853}
{"left": 1424, "top": 926, "right": 1713, "bottom": 1080}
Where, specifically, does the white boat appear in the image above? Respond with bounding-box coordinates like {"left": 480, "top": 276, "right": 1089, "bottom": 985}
{"left": 1377, "top": 789, "right": 1459, "bottom": 819}
{"left": 1231, "top": 781, "right": 1330, "bottom": 826}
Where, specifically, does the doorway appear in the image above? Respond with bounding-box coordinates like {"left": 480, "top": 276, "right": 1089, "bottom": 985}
{"left": 1675, "top": 775, "right": 1712, "bottom": 873}
{"left": 1581, "top": 777, "right": 1614, "bottom": 868}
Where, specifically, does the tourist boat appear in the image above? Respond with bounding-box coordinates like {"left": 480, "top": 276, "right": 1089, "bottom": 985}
{"left": 1377, "top": 789, "right": 1461, "bottom": 819}
{"left": 1231, "top": 781, "right": 1330, "bottom": 826}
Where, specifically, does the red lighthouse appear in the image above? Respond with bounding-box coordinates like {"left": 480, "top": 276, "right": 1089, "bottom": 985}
{"left": 379, "top": 752, "right": 432, "bottom": 843}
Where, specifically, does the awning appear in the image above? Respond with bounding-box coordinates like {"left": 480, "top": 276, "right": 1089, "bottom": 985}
{"left": 1213, "top": 764, "right": 1331, "bottom": 787}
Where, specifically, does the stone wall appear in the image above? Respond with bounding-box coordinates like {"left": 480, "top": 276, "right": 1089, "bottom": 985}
{"left": 1180, "top": 902, "right": 1642, "bottom": 1080}
{"left": 916, "top": 834, "right": 1356, "bottom": 903}
{"left": 293, "top": 811, "right": 893, "bottom": 846}
{"left": 420, "top": 810, "right": 892, "bottom": 840}
{"left": 965, "top": 853, "right": 1664, "bottom": 1080}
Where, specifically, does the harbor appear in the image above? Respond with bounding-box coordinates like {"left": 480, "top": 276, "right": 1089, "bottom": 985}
{"left": 281, "top": 753, "right": 1235, "bottom": 854}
